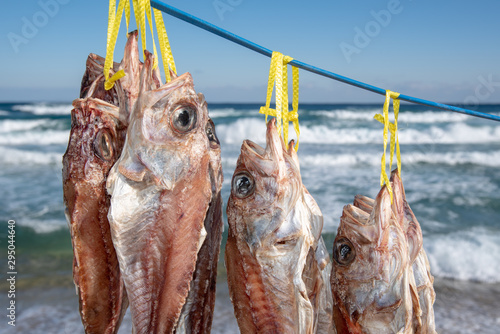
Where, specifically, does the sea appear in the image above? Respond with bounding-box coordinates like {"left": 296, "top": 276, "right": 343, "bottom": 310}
{"left": 0, "top": 101, "right": 499, "bottom": 333}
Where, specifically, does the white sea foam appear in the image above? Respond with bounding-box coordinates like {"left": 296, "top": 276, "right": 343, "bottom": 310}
{"left": 0, "top": 147, "right": 62, "bottom": 165}
{"left": 17, "top": 218, "right": 67, "bottom": 234}
{"left": 298, "top": 150, "right": 500, "bottom": 168}
{"left": 0, "top": 109, "right": 9, "bottom": 115}
{"left": 311, "top": 109, "right": 471, "bottom": 123}
{"left": 217, "top": 118, "right": 267, "bottom": 144}
{"left": 208, "top": 108, "right": 255, "bottom": 119}
{"left": 217, "top": 118, "right": 500, "bottom": 145}
{"left": 12, "top": 103, "right": 72, "bottom": 115}
{"left": 0, "top": 119, "right": 59, "bottom": 133}
{"left": 0, "top": 129, "right": 69, "bottom": 145}
{"left": 301, "top": 122, "right": 500, "bottom": 145}
{"left": 425, "top": 227, "right": 500, "bottom": 283}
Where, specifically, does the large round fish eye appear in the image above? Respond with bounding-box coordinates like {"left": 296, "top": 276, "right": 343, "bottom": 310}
{"left": 171, "top": 105, "right": 197, "bottom": 133}
{"left": 232, "top": 172, "right": 254, "bottom": 199}
{"left": 333, "top": 237, "right": 356, "bottom": 266}
{"left": 206, "top": 118, "right": 219, "bottom": 147}
{"left": 94, "top": 129, "right": 114, "bottom": 161}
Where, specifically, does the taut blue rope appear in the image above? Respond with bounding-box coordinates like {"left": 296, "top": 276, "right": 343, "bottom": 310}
{"left": 150, "top": 0, "right": 500, "bottom": 122}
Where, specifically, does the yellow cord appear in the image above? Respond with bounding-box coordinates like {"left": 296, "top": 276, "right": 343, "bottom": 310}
{"left": 104, "top": 0, "right": 177, "bottom": 90}
{"left": 374, "top": 90, "right": 400, "bottom": 203}
{"left": 153, "top": 8, "right": 177, "bottom": 82}
{"left": 259, "top": 52, "right": 300, "bottom": 150}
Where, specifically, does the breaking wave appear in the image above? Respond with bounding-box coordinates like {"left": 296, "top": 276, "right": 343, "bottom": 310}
{"left": 425, "top": 227, "right": 500, "bottom": 283}
{"left": 16, "top": 218, "right": 68, "bottom": 234}
{"left": 216, "top": 117, "right": 500, "bottom": 145}
{"left": 310, "top": 109, "right": 473, "bottom": 123}
{"left": 299, "top": 150, "right": 500, "bottom": 168}
{"left": 0, "top": 147, "right": 62, "bottom": 166}
{"left": 0, "top": 119, "right": 61, "bottom": 133}
{"left": 12, "top": 103, "right": 73, "bottom": 115}
{"left": 0, "top": 129, "right": 69, "bottom": 145}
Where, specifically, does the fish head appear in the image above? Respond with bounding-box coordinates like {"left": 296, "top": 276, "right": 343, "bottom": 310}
{"left": 105, "top": 54, "right": 222, "bottom": 331}
{"left": 229, "top": 118, "right": 303, "bottom": 253}
{"left": 109, "top": 51, "right": 217, "bottom": 192}
{"left": 331, "top": 185, "right": 410, "bottom": 332}
{"left": 63, "top": 98, "right": 123, "bottom": 183}
{"left": 63, "top": 98, "right": 125, "bottom": 215}
{"left": 226, "top": 119, "right": 328, "bottom": 332}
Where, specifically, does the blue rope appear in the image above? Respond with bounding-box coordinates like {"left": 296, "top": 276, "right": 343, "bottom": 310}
{"left": 150, "top": 0, "right": 500, "bottom": 123}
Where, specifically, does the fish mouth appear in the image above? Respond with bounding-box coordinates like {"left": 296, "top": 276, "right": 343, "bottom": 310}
{"left": 242, "top": 139, "right": 266, "bottom": 158}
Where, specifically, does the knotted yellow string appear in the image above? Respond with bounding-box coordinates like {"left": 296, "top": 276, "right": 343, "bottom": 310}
{"left": 259, "top": 51, "right": 300, "bottom": 150}
{"left": 104, "top": 0, "right": 127, "bottom": 90}
{"left": 104, "top": 0, "right": 177, "bottom": 90}
{"left": 374, "top": 90, "right": 401, "bottom": 203}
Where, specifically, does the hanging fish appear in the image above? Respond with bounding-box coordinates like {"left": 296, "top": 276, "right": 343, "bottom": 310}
{"left": 330, "top": 183, "right": 419, "bottom": 333}
{"left": 63, "top": 31, "right": 149, "bottom": 334}
{"left": 225, "top": 119, "right": 335, "bottom": 334}
{"left": 63, "top": 96, "right": 127, "bottom": 334}
{"left": 106, "top": 51, "right": 223, "bottom": 333}
{"left": 348, "top": 170, "right": 437, "bottom": 333}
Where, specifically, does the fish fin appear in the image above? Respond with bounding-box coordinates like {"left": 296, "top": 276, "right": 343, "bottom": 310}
{"left": 390, "top": 168, "right": 423, "bottom": 264}
{"left": 353, "top": 195, "right": 374, "bottom": 214}
{"left": 176, "top": 192, "right": 223, "bottom": 333}
{"left": 265, "top": 118, "right": 285, "bottom": 161}
{"left": 372, "top": 185, "right": 393, "bottom": 231}
{"left": 340, "top": 204, "right": 376, "bottom": 244}
{"left": 139, "top": 50, "right": 156, "bottom": 93}
{"left": 287, "top": 139, "right": 301, "bottom": 171}
{"left": 390, "top": 168, "right": 406, "bottom": 227}
{"left": 122, "top": 30, "right": 140, "bottom": 76}
{"left": 404, "top": 202, "right": 424, "bottom": 264}
{"left": 410, "top": 278, "right": 423, "bottom": 330}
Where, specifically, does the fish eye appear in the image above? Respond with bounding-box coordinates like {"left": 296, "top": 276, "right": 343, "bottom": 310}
{"left": 93, "top": 129, "right": 114, "bottom": 161}
{"left": 232, "top": 172, "right": 254, "bottom": 199}
{"left": 206, "top": 118, "right": 219, "bottom": 147}
{"left": 171, "top": 105, "right": 197, "bottom": 133}
{"left": 333, "top": 237, "right": 356, "bottom": 266}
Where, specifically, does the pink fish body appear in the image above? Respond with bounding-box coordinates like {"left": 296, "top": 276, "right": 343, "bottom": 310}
{"left": 63, "top": 97, "right": 127, "bottom": 334}
{"left": 331, "top": 184, "right": 418, "bottom": 334}
{"left": 226, "top": 119, "right": 335, "bottom": 334}
{"left": 106, "top": 52, "right": 223, "bottom": 333}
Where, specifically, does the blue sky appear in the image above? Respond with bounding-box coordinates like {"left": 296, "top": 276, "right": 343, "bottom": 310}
{"left": 1, "top": 0, "right": 499, "bottom": 103}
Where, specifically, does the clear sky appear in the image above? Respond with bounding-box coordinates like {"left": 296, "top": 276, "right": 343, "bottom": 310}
{"left": 1, "top": 0, "right": 499, "bottom": 103}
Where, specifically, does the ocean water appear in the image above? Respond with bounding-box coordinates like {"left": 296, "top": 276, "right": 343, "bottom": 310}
{"left": 1, "top": 101, "right": 500, "bottom": 333}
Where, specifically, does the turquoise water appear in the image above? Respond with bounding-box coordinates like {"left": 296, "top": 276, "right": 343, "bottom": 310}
{"left": 1, "top": 102, "right": 500, "bottom": 332}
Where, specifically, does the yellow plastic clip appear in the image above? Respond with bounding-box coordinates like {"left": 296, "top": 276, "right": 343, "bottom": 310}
{"left": 259, "top": 52, "right": 300, "bottom": 150}
{"left": 374, "top": 90, "right": 400, "bottom": 203}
